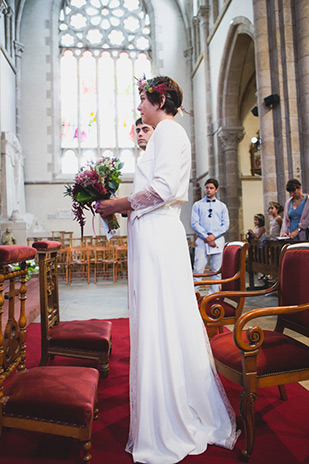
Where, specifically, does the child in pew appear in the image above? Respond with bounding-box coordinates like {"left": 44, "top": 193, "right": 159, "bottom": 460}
{"left": 268, "top": 201, "right": 283, "bottom": 238}
{"left": 247, "top": 213, "right": 266, "bottom": 241}
{"left": 247, "top": 213, "right": 267, "bottom": 284}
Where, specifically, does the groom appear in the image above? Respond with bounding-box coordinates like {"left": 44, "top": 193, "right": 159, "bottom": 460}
{"left": 135, "top": 117, "right": 154, "bottom": 151}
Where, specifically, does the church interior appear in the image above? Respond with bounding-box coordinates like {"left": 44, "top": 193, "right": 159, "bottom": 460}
{"left": 0, "top": 0, "right": 308, "bottom": 463}
{"left": 1, "top": 0, "right": 308, "bottom": 244}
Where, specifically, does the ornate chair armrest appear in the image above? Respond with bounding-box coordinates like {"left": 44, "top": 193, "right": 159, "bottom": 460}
{"left": 199, "top": 282, "right": 279, "bottom": 327}
{"left": 194, "top": 271, "right": 241, "bottom": 287}
{"left": 199, "top": 280, "right": 279, "bottom": 298}
{"left": 193, "top": 270, "right": 220, "bottom": 278}
{"left": 199, "top": 301, "right": 226, "bottom": 324}
{"left": 233, "top": 303, "right": 309, "bottom": 351}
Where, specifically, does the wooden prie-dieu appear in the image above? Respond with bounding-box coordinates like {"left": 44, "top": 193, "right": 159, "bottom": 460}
{"left": 32, "top": 240, "right": 113, "bottom": 377}
{"left": 0, "top": 245, "right": 99, "bottom": 463}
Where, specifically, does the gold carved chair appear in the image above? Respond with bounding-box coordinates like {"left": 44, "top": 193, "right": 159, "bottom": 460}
{"left": 208, "top": 242, "right": 309, "bottom": 461}
{"left": 195, "top": 241, "right": 250, "bottom": 337}
{"left": 32, "top": 241, "right": 113, "bottom": 377}
{"left": 0, "top": 245, "right": 99, "bottom": 463}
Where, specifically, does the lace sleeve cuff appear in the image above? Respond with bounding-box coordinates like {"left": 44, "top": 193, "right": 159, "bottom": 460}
{"left": 128, "top": 187, "right": 164, "bottom": 211}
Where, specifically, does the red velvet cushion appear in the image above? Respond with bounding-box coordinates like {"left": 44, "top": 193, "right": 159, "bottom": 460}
{"left": 279, "top": 247, "right": 309, "bottom": 330}
{"left": 205, "top": 298, "right": 237, "bottom": 318}
{"left": 221, "top": 245, "right": 241, "bottom": 291}
{"left": 3, "top": 366, "right": 99, "bottom": 426}
{"left": 32, "top": 241, "right": 62, "bottom": 250}
{"left": 0, "top": 246, "right": 37, "bottom": 265}
{"left": 210, "top": 331, "right": 309, "bottom": 376}
{"left": 49, "top": 320, "right": 112, "bottom": 352}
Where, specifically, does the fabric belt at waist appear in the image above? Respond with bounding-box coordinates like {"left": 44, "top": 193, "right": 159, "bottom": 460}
{"left": 149, "top": 203, "right": 181, "bottom": 217}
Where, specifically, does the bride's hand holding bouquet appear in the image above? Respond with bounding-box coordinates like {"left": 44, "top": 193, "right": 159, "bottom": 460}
{"left": 64, "top": 156, "right": 124, "bottom": 238}
{"left": 95, "top": 196, "right": 131, "bottom": 218}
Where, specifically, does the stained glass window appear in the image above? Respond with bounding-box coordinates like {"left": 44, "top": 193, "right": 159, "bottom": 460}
{"left": 59, "top": 0, "right": 151, "bottom": 175}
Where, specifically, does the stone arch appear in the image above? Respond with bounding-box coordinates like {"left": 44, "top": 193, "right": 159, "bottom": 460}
{"left": 216, "top": 17, "right": 255, "bottom": 240}
{"left": 217, "top": 16, "right": 254, "bottom": 127}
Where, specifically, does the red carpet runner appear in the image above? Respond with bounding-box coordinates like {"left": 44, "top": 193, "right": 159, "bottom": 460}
{"left": 0, "top": 318, "right": 308, "bottom": 464}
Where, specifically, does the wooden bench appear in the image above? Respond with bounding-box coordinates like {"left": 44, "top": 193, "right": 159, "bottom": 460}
{"left": 246, "top": 237, "right": 294, "bottom": 289}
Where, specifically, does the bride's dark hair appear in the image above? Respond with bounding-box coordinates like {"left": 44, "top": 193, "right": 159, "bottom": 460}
{"left": 141, "top": 76, "right": 183, "bottom": 116}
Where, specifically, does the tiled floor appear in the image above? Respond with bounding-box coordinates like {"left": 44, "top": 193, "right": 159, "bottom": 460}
{"left": 56, "top": 280, "right": 129, "bottom": 320}
{"left": 37, "top": 278, "right": 308, "bottom": 390}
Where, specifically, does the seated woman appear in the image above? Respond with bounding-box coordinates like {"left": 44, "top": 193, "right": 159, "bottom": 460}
{"left": 268, "top": 201, "right": 283, "bottom": 238}
{"left": 280, "top": 179, "right": 309, "bottom": 241}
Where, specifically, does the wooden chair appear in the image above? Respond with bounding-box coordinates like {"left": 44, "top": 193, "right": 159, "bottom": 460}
{"left": 208, "top": 242, "right": 309, "bottom": 461}
{"left": 195, "top": 241, "right": 250, "bottom": 337}
{"left": 0, "top": 245, "right": 99, "bottom": 463}
{"left": 32, "top": 241, "right": 113, "bottom": 377}
{"left": 93, "top": 235, "right": 109, "bottom": 247}
{"left": 57, "top": 246, "right": 69, "bottom": 284}
{"left": 115, "top": 245, "right": 128, "bottom": 280}
{"left": 68, "top": 246, "right": 90, "bottom": 284}
{"left": 51, "top": 230, "right": 73, "bottom": 247}
{"left": 82, "top": 235, "right": 95, "bottom": 247}
{"left": 70, "top": 237, "right": 84, "bottom": 247}
{"left": 93, "top": 246, "right": 117, "bottom": 283}
{"left": 109, "top": 235, "right": 127, "bottom": 246}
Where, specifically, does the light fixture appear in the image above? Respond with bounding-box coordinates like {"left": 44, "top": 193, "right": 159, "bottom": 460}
{"left": 251, "top": 133, "right": 261, "bottom": 151}
{"left": 264, "top": 94, "right": 280, "bottom": 108}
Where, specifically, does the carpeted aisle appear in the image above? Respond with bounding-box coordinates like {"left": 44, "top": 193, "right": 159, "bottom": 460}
{"left": 0, "top": 318, "right": 308, "bottom": 464}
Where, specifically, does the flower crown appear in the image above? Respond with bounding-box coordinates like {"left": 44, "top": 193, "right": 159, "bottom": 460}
{"left": 136, "top": 75, "right": 192, "bottom": 116}
{"left": 136, "top": 76, "right": 173, "bottom": 96}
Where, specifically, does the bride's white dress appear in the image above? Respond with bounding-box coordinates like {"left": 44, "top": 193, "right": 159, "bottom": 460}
{"left": 125, "top": 119, "right": 239, "bottom": 464}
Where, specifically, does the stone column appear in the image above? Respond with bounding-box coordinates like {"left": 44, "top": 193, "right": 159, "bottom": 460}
{"left": 252, "top": 0, "right": 278, "bottom": 211}
{"left": 199, "top": 5, "right": 215, "bottom": 178}
{"left": 253, "top": 0, "right": 306, "bottom": 207}
{"left": 295, "top": 0, "right": 309, "bottom": 190}
{"left": 217, "top": 127, "right": 244, "bottom": 241}
{"left": 184, "top": 47, "right": 200, "bottom": 203}
{"left": 14, "top": 40, "right": 24, "bottom": 140}
{"left": 4, "top": 6, "right": 13, "bottom": 56}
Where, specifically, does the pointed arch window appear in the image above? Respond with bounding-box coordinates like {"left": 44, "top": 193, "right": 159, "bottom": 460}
{"left": 59, "top": 0, "right": 151, "bottom": 176}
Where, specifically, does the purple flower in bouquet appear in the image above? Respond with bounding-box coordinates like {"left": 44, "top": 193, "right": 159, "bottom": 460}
{"left": 64, "top": 156, "right": 124, "bottom": 238}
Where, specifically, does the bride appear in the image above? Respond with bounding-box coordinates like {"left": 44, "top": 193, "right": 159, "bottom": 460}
{"left": 95, "top": 75, "right": 239, "bottom": 464}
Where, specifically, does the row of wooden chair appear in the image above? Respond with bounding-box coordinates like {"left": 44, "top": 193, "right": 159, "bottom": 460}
{"left": 57, "top": 245, "right": 128, "bottom": 284}
{"left": 194, "top": 241, "right": 309, "bottom": 461}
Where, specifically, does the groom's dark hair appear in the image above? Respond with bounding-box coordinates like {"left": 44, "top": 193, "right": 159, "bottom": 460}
{"left": 205, "top": 178, "right": 219, "bottom": 189}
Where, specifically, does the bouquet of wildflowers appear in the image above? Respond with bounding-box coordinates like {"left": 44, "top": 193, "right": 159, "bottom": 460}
{"left": 64, "top": 156, "right": 124, "bottom": 238}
